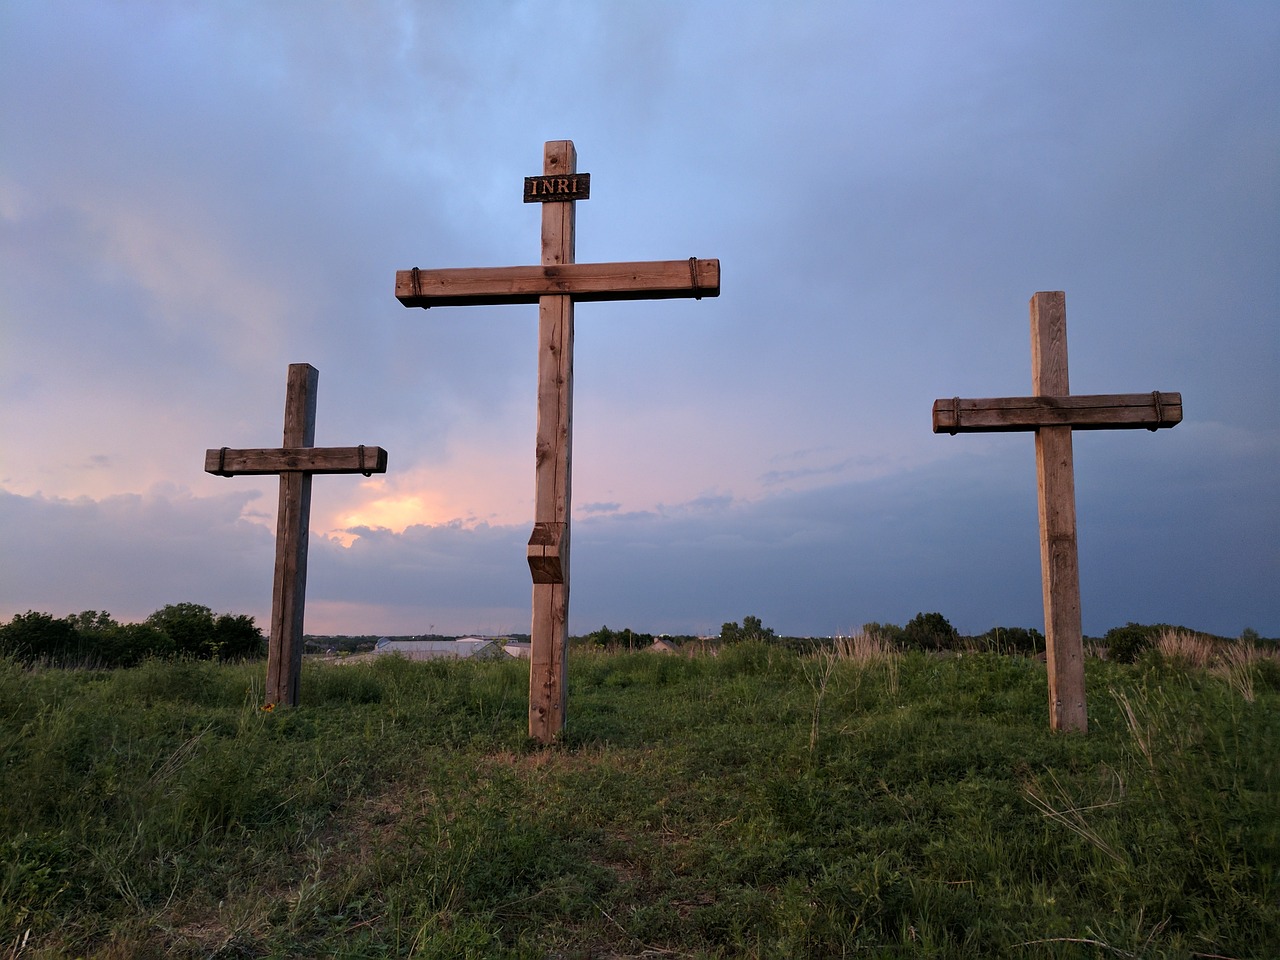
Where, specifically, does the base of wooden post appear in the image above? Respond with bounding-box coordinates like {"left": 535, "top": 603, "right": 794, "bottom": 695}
{"left": 529, "top": 582, "right": 568, "bottom": 743}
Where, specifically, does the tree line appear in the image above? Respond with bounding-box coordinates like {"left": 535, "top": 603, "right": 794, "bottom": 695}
{"left": 579, "top": 613, "right": 1270, "bottom": 661}
{"left": 0, "top": 603, "right": 265, "bottom": 667}
{"left": 6, "top": 604, "right": 1267, "bottom": 668}
{"left": 574, "top": 613, "right": 1027, "bottom": 654}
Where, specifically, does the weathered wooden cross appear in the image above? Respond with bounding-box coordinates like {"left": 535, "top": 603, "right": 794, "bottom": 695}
{"left": 932, "top": 291, "right": 1182, "bottom": 733}
{"left": 205, "top": 363, "right": 388, "bottom": 707}
{"left": 395, "top": 140, "right": 720, "bottom": 743}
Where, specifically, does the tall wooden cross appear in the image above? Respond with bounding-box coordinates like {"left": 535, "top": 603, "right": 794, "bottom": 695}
{"left": 932, "top": 291, "right": 1182, "bottom": 732}
{"left": 395, "top": 140, "right": 720, "bottom": 743}
{"left": 205, "top": 363, "right": 388, "bottom": 707}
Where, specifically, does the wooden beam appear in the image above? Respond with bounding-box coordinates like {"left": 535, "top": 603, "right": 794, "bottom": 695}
{"left": 529, "top": 139, "right": 576, "bottom": 744}
{"left": 395, "top": 258, "right": 720, "bottom": 307}
{"left": 207, "top": 363, "right": 388, "bottom": 708}
{"left": 205, "top": 446, "right": 388, "bottom": 476}
{"left": 395, "top": 139, "right": 721, "bottom": 742}
{"left": 268, "top": 364, "right": 318, "bottom": 708}
{"left": 932, "top": 291, "right": 1183, "bottom": 734}
{"left": 1030, "top": 292, "right": 1087, "bottom": 734}
{"left": 932, "top": 392, "right": 1182, "bottom": 433}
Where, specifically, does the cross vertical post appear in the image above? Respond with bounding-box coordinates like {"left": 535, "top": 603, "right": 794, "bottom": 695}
{"left": 205, "top": 363, "right": 388, "bottom": 707}
{"left": 1030, "top": 291, "right": 1086, "bottom": 732}
{"left": 269, "top": 363, "right": 318, "bottom": 708}
{"left": 395, "top": 140, "right": 720, "bottom": 743}
{"left": 530, "top": 140, "right": 576, "bottom": 741}
{"left": 931, "top": 292, "right": 1182, "bottom": 733}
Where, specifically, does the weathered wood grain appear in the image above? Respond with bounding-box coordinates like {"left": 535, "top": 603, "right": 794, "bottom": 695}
{"left": 931, "top": 392, "right": 1182, "bottom": 433}
{"left": 205, "top": 446, "right": 388, "bottom": 475}
{"left": 1031, "top": 293, "right": 1087, "bottom": 734}
{"left": 206, "top": 363, "right": 387, "bottom": 708}
{"left": 529, "top": 140, "right": 575, "bottom": 745}
{"left": 396, "top": 139, "right": 719, "bottom": 743}
{"left": 527, "top": 521, "right": 567, "bottom": 585}
{"left": 932, "top": 291, "right": 1184, "bottom": 734}
{"left": 395, "top": 258, "right": 720, "bottom": 307}
{"left": 269, "top": 364, "right": 317, "bottom": 710}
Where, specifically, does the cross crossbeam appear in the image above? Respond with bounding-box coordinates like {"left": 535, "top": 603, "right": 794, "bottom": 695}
{"left": 396, "top": 259, "right": 720, "bottom": 308}
{"left": 205, "top": 446, "right": 387, "bottom": 476}
{"left": 933, "top": 391, "right": 1182, "bottom": 433}
{"left": 932, "top": 292, "right": 1182, "bottom": 733}
{"left": 396, "top": 140, "right": 719, "bottom": 743}
{"left": 205, "top": 363, "right": 388, "bottom": 707}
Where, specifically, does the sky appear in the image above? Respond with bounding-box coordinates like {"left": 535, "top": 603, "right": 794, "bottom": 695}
{"left": 1, "top": 1, "right": 1277, "bottom": 640}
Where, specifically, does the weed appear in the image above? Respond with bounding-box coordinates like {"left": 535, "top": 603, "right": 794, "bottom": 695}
{"left": 802, "top": 648, "right": 838, "bottom": 754}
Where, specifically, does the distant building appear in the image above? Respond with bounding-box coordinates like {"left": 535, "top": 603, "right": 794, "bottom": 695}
{"left": 373, "top": 637, "right": 506, "bottom": 661}
{"left": 647, "top": 638, "right": 679, "bottom": 654}
{"left": 503, "top": 641, "right": 532, "bottom": 659}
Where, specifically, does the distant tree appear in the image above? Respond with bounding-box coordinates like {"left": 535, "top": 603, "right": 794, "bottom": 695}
{"left": 585, "top": 625, "right": 617, "bottom": 648}
{"left": 146, "top": 603, "right": 218, "bottom": 657}
{"left": 142, "top": 603, "right": 262, "bottom": 660}
{"left": 720, "top": 616, "right": 776, "bottom": 645}
{"left": 65, "top": 610, "right": 169, "bottom": 666}
{"left": 67, "top": 610, "right": 118, "bottom": 634}
{"left": 1, "top": 605, "right": 260, "bottom": 667}
{"left": 212, "top": 613, "right": 265, "bottom": 661}
{"left": 1103, "top": 622, "right": 1165, "bottom": 664}
{"left": 901, "top": 612, "right": 959, "bottom": 651}
{"left": 0, "top": 611, "right": 80, "bottom": 663}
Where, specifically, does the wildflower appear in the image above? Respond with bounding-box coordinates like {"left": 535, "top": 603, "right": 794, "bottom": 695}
{"left": 262, "top": 702, "right": 275, "bottom": 712}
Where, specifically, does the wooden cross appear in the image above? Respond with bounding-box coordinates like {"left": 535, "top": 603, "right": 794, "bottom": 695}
{"left": 395, "top": 140, "right": 719, "bottom": 743}
{"left": 932, "top": 291, "right": 1182, "bottom": 733}
{"left": 205, "top": 363, "right": 388, "bottom": 707}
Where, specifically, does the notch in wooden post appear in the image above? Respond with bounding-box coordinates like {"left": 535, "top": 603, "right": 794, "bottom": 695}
{"left": 527, "top": 521, "right": 567, "bottom": 584}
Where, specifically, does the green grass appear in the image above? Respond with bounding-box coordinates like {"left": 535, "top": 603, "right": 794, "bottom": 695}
{"left": 1, "top": 646, "right": 1276, "bottom": 958}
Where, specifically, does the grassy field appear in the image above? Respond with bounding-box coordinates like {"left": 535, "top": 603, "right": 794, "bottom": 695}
{"left": 1, "top": 642, "right": 1277, "bottom": 959}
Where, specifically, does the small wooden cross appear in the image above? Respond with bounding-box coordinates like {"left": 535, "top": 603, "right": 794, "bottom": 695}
{"left": 205, "top": 363, "right": 388, "bottom": 707}
{"left": 396, "top": 140, "right": 719, "bottom": 743}
{"left": 932, "top": 292, "right": 1182, "bottom": 733}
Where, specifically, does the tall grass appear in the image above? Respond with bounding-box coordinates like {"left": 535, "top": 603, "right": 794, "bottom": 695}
{"left": 1150, "top": 628, "right": 1280, "bottom": 703}
{"left": 1, "top": 645, "right": 1276, "bottom": 958}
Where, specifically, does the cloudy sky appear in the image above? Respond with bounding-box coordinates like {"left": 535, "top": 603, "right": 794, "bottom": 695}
{"left": 2, "top": 2, "right": 1276, "bottom": 640}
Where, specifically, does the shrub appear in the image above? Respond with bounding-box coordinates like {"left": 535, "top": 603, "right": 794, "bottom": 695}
{"left": 579, "top": 625, "right": 653, "bottom": 650}
{"left": 971, "top": 625, "right": 1044, "bottom": 656}
{"left": 65, "top": 612, "right": 176, "bottom": 667}
{"left": 1104, "top": 622, "right": 1162, "bottom": 663}
{"left": 146, "top": 603, "right": 264, "bottom": 660}
{"left": 96, "top": 623, "right": 175, "bottom": 666}
{"left": 901, "top": 612, "right": 959, "bottom": 652}
{"left": 145, "top": 603, "right": 219, "bottom": 657}
{"left": 1256, "top": 654, "right": 1280, "bottom": 692}
{"left": 0, "top": 612, "right": 80, "bottom": 664}
{"left": 212, "top": 613, "right": 266, "bottom": 660}
{"left": 1, "top": 606, "right": 263, "bottom": 669}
